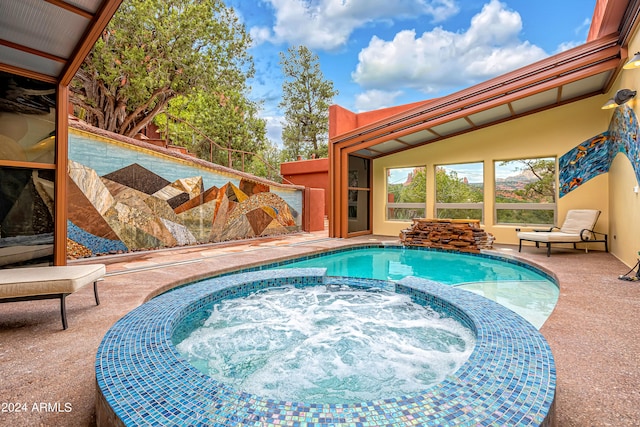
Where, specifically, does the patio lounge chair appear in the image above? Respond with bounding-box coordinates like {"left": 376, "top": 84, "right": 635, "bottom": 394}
{"left": 517, "top": 209, "right": 608, "bottom": 256}
{"left": 0, "top": 264, "right": 105, "bottom": 329}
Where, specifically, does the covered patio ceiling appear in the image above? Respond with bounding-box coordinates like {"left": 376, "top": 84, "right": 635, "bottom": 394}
{"left": 335, "top": 33, "right": 626, "bottom": 159}
{"left": 0, "top": 0, "right": 123, "bottom": 84}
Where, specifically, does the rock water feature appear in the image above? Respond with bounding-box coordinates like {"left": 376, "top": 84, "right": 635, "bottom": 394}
{"left": 400, "top": 218, "right": 494, "bottom": 252}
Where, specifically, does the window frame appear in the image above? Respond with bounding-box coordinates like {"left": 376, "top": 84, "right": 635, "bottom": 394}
{"left": 493, "top": 157, "right": 557, "bottom": 227}
{"left": 385, "top": 166, "right": 426, "bottom": 221}
{"left": 434, "top": 162, "right": 484, "bottom": 222}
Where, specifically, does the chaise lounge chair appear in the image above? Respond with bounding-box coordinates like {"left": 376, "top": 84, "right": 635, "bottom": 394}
{"left": 517, "top": 209, "right": 608, "bottom": 257}
{"left": 0, "top": 264, "right": 105, "bottom": 329}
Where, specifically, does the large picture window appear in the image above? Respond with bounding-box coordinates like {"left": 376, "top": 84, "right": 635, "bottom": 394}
{"left": 386, "top": 167, "right": 426, "bottom": 220}
{"left": 0, "top": 71, "right": 56, "bottom": 164}
{"left": 435, "top": 162, "right": 484, "bottom": 221}
{"left": 1, "top": 71, "right": 57, "bottom": 268}
{"left": 494, "top": 158, "right": 556, "bottom": 226}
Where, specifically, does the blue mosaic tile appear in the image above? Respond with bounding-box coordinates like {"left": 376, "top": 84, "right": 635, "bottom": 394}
{"left": 96, "top": 266, "right": 556, "bottom": 426}
{"left": 67, "top": 219, "right": 128, "bottom": 254}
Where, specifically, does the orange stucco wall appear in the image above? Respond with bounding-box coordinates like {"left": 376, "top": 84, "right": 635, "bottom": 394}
{"left": 281, "top": 158, "right": 329, "bottom": 216}
{"left": 305, "top": 187, "right": 326, "bottom": 232}
{"left": 328, "top": 100, "right": 433, "bottom": 137}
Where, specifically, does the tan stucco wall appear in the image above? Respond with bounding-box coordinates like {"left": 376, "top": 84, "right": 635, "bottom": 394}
{"left": 609, "top": 152, "right": 640, "bottom": 266}
{"left": 372, "top": 94, "right": 613, "bottom": 248}
{"left": 603, "top": 26, "right": 640, "bottom": 267}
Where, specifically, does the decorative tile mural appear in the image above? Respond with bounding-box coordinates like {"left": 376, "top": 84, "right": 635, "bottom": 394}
{"left": 67, "top": 127, "right": 301, "bottom": 258}
{"left": 560, "top": 105, "right": 640, "bottom": 197}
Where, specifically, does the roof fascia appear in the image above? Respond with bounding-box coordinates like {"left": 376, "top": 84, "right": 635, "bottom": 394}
{"left": 342, "top": 57, "right": 619, "bottom": 157}
{"left": 330, "top": 33, "right": 621, "bottom": 148}
{"left": 589, "top": 0, "right": 631, "bottom": 40}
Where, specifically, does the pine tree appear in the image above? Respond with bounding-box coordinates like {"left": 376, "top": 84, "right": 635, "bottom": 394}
{"left": 279, "top": 46, "right": 338, "bottom": 160}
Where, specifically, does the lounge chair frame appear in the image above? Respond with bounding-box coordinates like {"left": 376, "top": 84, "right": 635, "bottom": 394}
{"left": 0, "top": 264, "right": 105, "bottom": 329}
{"left": 0, "top": 281, "right": 100, "bottom": 330}
{"left": 517, "top": 209, "right": 608, "bottom": 257}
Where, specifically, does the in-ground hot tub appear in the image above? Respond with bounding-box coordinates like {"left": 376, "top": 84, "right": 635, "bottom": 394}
{"left": 95, "top": 268, "right": 556, "bottom": 426}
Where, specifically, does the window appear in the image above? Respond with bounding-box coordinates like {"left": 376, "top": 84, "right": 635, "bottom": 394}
{"left": 494, "top": 158, "right": 556, "bottom": 226}
{"left": 348, "top": 156, "right": 371, "bottom": 233}
{"left": 386, "top": 167, "right": 426, "bottom": 220}
{"left": 1, "top": 71, "right": 57, "bottom": 268}
{"left": 435, "top": 162, "right": 484, "bottom": 221}
{"left": 0, "top": 71, "right": 56, "bottom": 164}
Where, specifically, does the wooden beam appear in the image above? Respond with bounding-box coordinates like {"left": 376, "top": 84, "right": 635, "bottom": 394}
{"left": 54, "top": 84, "right": 69, "bottom": 266}
{"left": 60, "top": 0, "right": 124, "bottom": 85}
{"left": 0, "top": 64, "right": 58, "bottom": 83}
{"left": 45, "top": 0, "right": 94, "bottom": 20}
{"left": 0, "top": 39, "right": 66, "bottom": 63}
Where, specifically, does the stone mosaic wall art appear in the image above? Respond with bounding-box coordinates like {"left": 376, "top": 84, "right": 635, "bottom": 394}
{"left": 559, "top": 105, "right": 640, "bottom": 197}
{"left": 67, "top": 161, "right": 300, "bottom": 258}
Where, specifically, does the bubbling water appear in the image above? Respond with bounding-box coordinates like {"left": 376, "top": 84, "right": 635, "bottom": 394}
{"left": 176, "top": 285, "right": 475, "bottom": 404}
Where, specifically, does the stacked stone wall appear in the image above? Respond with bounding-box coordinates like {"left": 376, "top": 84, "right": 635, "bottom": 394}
{"left": 400, "top": 219, "right": 494, "bottom": 253}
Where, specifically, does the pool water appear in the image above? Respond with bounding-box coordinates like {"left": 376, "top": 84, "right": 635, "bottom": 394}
{"left": 282, "top": 247, "right": 559, "bottom": 328}
{"left": 176, "top": 283, "right": 475, "bottom": 404}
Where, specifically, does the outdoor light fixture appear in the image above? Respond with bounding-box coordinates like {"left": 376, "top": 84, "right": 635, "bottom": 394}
{"left": 601, "top": 88, "right": 637, "bottom": 109}
{"left": 623, "top": 52, "right": 640, "bottom": 69}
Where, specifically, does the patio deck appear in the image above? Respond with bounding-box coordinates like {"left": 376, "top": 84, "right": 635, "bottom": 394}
{"left": 0, "top": 230, "right": 639, "bottom": 426}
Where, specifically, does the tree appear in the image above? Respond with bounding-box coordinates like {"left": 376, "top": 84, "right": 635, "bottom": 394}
{"left": 160, "top": 90, "right": 268, "bottom": 169}
{"left": 70, "top": 0, "right": 253, "bottom": 138}
{"left": 435, "top": 167, "right": 483, "bottom": 219}
{"left": 245, "top": 143, "right": 285, "bottom": 183}
{"left": 512, "top": 159, "right": 556, "bottom": 202}
{"left": 435, "top": 168, "right": 483, "bottom": 203}
{"left": 399, "top": 168, "right": 427, "bottom": 203}
{"left": 279, "top": 46, "right": 338, "bottom": 160}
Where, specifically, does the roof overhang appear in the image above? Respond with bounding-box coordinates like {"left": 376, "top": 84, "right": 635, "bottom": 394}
{"left": 0, "top": 0, "right": 123, "bottom": 84}
{"left": 331, "top": 33, "right": 625, "bottom": 159}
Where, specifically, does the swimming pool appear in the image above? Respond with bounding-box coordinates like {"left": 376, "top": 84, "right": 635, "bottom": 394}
{"left": 277, "top": 246, "right": 559, "bottom": 329}
{"left": 95, "top": 268, "right": 556, "bottom": 426}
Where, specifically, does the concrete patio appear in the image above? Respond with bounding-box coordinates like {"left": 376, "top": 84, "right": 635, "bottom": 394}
{"left": 1, "top": 230, "right": 639, "bottom": 426}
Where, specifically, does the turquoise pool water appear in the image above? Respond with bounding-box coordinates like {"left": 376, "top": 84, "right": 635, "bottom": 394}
{"left": 282, "top": 247, "right": 559, "bottom": 328}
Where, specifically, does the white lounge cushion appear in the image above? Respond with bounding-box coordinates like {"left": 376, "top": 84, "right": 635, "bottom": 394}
{"left": 559, "top": 209, "right": 600, "bottom": 234}
{"left": 516, "top": 231, "right": 582, "bottom": 243}
{"left": 0, "top": 264, "right": 106, "bottom": 299}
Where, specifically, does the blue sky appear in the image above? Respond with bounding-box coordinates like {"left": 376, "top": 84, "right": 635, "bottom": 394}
{"left": 225, "top": 0, "right": 596, "bottom": 147}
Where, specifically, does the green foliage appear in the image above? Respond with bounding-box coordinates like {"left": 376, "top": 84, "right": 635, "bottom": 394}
{"left": 434, "top": 167, "right": 483, "bottom": 220}
{"left": 161, "top": 90, "right": 268, "bottom": 170}
{"left": 496, "top": 209, "right": 555, "bottom": 225}
{"left": 244, "top": 144, "right": 286, "bottom": 183}
{"left": 435, "top": 167, "right": 483, "bottom": 203}
{"left": 398, "top": 168, "right": 427, "bottom": 203}
{"left": 71, "top": 0, "right": 254, "bottom": 139}
{"left": 279, "top": 46, "right": 337, "bottom": 161}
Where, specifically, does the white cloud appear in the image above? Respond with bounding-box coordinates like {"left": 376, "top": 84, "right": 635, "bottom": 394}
{"left": 250, "top": 26, "right": 273, "bottom": 47}
{"left": 554, "top": 18, "right": 591, "bottom": 53}
{"left": 352, "top": 0, "right": 548, "bottom": 93}
{"left": 354, "top": 89, "right": 404, "bottom": 111}
{"left": 252, "top": 0, "right": 459, "bottom": 50}
{"left": 264, "top": 115, "right": 285, "bottom": 147}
